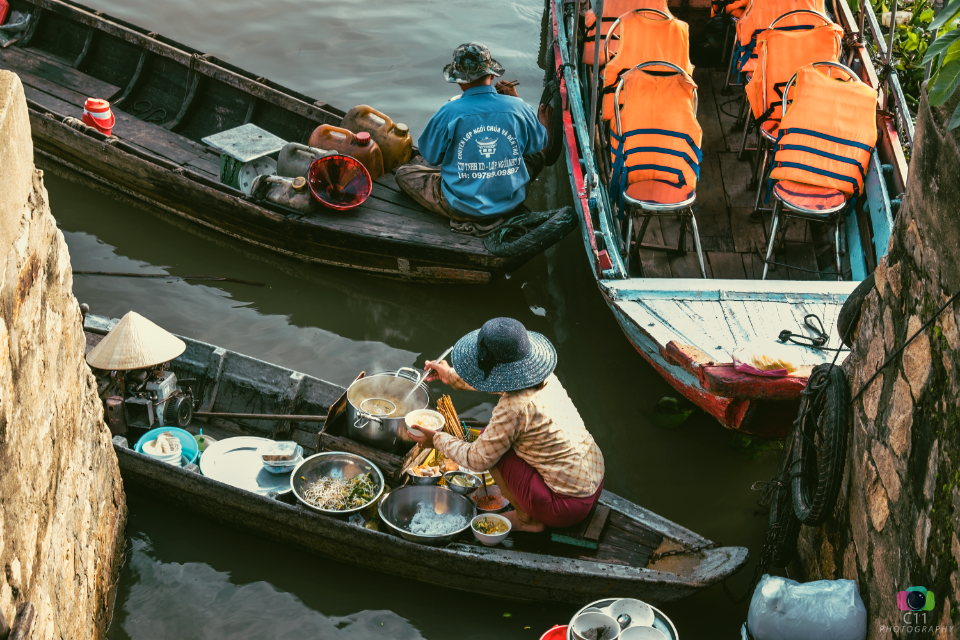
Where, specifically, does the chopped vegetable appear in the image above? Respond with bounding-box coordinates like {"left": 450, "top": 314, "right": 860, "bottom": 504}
{"left": 473, "top": 517, "right": 508, "bottom": 535}
{"left": 302, "top": 473, "right": 377, "bottom": 511}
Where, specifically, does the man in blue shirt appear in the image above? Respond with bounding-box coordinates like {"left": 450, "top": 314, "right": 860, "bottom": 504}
{"left": 396, "top": 43, "right": 552, "bottom": 221}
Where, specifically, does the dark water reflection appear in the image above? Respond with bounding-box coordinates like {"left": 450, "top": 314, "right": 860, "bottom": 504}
{"left": 46, "top": 1, "right": 783, "bottom": 637}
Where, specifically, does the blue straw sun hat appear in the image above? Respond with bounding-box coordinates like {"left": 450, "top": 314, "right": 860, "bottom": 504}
{"left": 451, "top": 318, "right": 557, "bottom": 393}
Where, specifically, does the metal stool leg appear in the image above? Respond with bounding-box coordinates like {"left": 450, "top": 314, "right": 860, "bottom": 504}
{"left": 834, "top": 219, "right": 843, "bottom": 281}
{"left": 689, "top": 209, "right": 707, "bottom": 278}
{"left": 751, "top": 136, "right": 770, "bottom": 210}
{"left": 723, "top": 33, "right": 739, "bottom": 92}
{"left": 762, "top": 200, "right": 783, "bottom": 280}
{"left": 738, "top": 111, "right": 754, "bottom": 160}
{"left": 677, "top": 214, "right": 688, "bottom": 253}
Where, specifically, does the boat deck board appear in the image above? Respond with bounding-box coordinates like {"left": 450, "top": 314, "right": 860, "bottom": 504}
{"left": 0, "top": 34, "right": 491, "bottom": 259}
{"left": 631, "top": 69, "right": 852, "bottom": 282}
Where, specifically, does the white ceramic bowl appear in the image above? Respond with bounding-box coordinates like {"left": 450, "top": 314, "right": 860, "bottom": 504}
{"left": 618, "top": 627, "right": 667, "bottom": 640}
{"left": 571, "top": 612, "right": 620, "bottom": 640}
{"left": 470, "top": 513, "right": 511, "bottom": 546}
{"left": 607, "top": 599, "right": 656, "bottom": 629}
{"left": 404, "top": 409, "right": 445, "bottom": 437}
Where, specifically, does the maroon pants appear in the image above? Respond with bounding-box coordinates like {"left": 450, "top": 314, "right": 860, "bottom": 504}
{"left": 495, "top": 449, "right": 604, "bottom": 528}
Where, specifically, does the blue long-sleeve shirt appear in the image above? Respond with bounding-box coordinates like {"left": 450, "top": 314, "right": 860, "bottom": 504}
{"left": 418, "top": 85, "right": 549, "bottom": 218}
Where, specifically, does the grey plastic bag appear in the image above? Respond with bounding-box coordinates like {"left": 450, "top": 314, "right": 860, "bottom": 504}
{"left": 746, "top": 575, "right": 867, "bottom": 640}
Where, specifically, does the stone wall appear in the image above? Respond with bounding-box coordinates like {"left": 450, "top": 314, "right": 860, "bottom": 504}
{"left": 0, "top": 71, "right": 126, "bottom": 637}
{"left": 795, "top": 92, "right": 960, "bottom": 638}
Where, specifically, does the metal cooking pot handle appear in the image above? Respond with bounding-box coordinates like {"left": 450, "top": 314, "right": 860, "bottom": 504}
{"left": 394, "top": 367, "right": 422, "bottom": 382}
{"left": 354, "top": 413, "right": 382, "bottom": 429}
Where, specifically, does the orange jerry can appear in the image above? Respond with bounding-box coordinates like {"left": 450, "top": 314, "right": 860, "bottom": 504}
{"left": 307, "top": 124, "right": 384, "bottom": 180}
{"left": 340, "top": 105, "right": 413, "bottom": 172}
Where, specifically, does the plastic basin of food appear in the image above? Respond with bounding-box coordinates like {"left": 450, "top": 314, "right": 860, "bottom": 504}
{"left": 134, "top": 427, "right": 200, "bottom": 465}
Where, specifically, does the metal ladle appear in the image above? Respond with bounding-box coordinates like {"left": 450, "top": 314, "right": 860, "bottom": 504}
{"left": 401, "top": 346, "right": 454, "bottom": 403}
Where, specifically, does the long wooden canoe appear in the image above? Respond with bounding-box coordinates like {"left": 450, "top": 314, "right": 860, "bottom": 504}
{"left": 83, "top": 313, "right": 748, "bottom": 606}
{"left": 0, "top": 0, "right": 575, "bottom": 284}
{"left": 548, "top": 0, "right": 903, "bottom": 436}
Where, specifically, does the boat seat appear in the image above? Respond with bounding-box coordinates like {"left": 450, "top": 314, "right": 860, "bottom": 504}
{"left": 625, "top": 181, "right": 695, "bottom": 207}
{"left": 762, "top": 62, "right": 877, "bottom": 281}
{"left": 772, "top": 180, "right": 846, "bottom": 213}
{"left": 582, "top": 0, "right": 672, "bottom": 66}
{"left": 611, "top": 63, "right": 707, "bottom": 279}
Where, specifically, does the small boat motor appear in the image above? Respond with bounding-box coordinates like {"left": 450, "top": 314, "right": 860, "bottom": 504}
{"left": 124, "top": 369, "right": 195, "bottom": 430}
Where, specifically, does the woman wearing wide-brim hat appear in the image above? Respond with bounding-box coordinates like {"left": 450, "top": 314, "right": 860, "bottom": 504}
{"left": 411, "top": 317, "right": 605, "bottom": 533}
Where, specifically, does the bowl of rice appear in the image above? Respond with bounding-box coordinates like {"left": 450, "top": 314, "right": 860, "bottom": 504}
{"left": 404, "top": 409, "right": 445, "bottom": 437}
{"left": 378, "top": 485, "right": 476, "bottom": 545}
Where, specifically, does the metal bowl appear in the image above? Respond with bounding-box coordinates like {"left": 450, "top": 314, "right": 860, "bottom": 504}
{"left": 290, "top": 452, "right": 385, "bottom": 516}
{"left": 407, "top": 469, "right": 442, "bottom": 485}
{"left": 443, "top": 470, "right": 482, "bottom": 495}
{"left": 378, "top": 485, "right": 476, "bottom": 546}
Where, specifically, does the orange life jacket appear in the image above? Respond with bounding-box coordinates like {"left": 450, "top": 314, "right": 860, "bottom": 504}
{"left": 770, "top": 64, "right": 878, "bottom": 197}
{"left": 745, "top": 24, "right": 842, "bottom": 123}
{"left": 583, "top": 0, "right": 672, "bottom": 66}
{"left": 601, "top": 12, "right": 693, "bottom": 121}
{"left": 609, "top": 67, "right": 702, "bottom": 208}
{"left": 735, "top": 0, "right": 827, "bottom": 77}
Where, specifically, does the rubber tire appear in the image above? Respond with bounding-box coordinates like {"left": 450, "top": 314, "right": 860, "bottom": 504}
{"left": 768, "top": 472, "right": 802, "bottom": 567}
{"left": 483, "top": 206, "right": 579, "bottom": 257}
{"left": 837, "top": 272, "right": 875, "bottom": 347}
{"left": 791, "top": 363, "right": 850, "bottom": 526}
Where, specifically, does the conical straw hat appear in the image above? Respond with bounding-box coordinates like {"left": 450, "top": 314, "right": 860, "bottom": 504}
{"left": 86, "top": 311, "right": 186, "bottom": 370}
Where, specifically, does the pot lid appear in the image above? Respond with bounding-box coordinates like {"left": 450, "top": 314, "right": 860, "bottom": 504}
{"left": 86, "top": 311, "right": 186, "bottom": 370}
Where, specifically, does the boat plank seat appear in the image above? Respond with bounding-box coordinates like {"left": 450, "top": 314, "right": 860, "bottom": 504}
{"left": 0, "top": 45, "right": 223, "bottom": 177}
{"left": 549, "top": 503, "right": 612, "bottom": 549}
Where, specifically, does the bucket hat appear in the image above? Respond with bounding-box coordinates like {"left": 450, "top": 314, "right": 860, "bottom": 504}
{"left": 81, "top": 97, "right": 115, "bottom": 136}
{"left": 443, "top": 42, "right": 505, "bottom": 84}
{"left": 451, "top": 318, "right": 557, "bottom": 393}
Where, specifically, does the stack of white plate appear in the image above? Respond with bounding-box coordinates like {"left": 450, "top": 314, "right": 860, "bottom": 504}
{"left": 142, "top": 435, "right": 183, "bottom": 467}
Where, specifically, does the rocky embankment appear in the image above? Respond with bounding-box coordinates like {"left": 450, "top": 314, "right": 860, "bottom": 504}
{"left": 0, "top": 71, "right": 126, "bottom": 637}
{"left": 797, "top": 93, "right": 960, "bottom": 638}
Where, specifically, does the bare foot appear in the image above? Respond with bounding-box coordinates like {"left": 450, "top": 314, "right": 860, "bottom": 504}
{"left": 504, "top": 509, "right": 546, "bottom": 533}
{"left": 538, "top": 104, "right": 554, "bottom": 152}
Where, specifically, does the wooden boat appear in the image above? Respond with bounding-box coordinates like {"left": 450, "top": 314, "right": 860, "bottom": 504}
{"left": 547, "top": 0, "right": 905, "bottom": 437}
{"left": 0, "top": 0, "right": 576, "bottom": 284}
{"left": 83, "top": 313, "right": 748, "bottom": 606}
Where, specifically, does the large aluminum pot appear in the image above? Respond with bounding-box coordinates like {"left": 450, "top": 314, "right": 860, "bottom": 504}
{"left": 346, "top": 369, "right": 432, "bottom": 453}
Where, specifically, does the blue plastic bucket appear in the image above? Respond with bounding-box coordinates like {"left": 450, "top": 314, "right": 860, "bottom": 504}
{"left": 135, "top": 427, "right": 200, "bottom": 465}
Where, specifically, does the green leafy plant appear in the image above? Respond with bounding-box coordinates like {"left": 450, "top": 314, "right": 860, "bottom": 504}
{"left": 924, "top": 0, "right": 960, "bottom": 128}
{"left": 869, "top": 0, "right": 936, "bottom": 114}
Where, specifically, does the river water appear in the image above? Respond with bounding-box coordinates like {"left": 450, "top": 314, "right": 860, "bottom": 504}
{"left": 48, "top": 0, "right": 780, "bottom": 637}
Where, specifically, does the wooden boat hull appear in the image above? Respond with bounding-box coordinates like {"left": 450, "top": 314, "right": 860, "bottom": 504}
{"left": 547, "top": 0, "right": 899, "bottom": 436}
{"left": 3, "top": 0, "right": 574, "bottom": 284}
{"left": 84, "top": 313, "right": 748, "bottom": 605}
{"left": 115, "top": 447, "right": 746, "bottom": 606}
